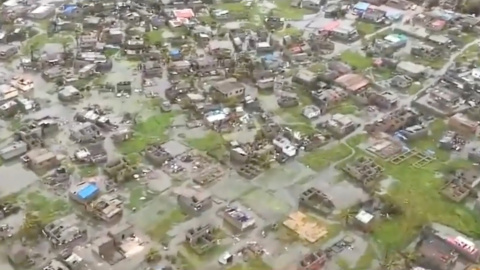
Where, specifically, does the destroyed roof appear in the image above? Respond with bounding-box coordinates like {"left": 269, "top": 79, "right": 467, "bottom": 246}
{"left": 213, "top": 81, "right": 244, "bottom": 93}
{"left": 26, "top": 148, "right": 55, "bottom": 164}
{"left": 335, "top": 73, "right": 369, "bottom": 92}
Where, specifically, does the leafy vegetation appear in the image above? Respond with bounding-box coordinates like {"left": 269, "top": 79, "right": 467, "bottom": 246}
{"left": 340, "top": 51, "right": 372, "bottom": 70}
{"left": 147, "top": 209, "right": 186, "bottom": 242}
{"left": 300, "top": 143, "right": 353, "bottom": 171}
{"left": 187, "top": 131, "right": 226, "bottom": 152}
{"left": 329, "top": 100, "right": 358, "bottom": 115}
{"left": 355, "top": 21, "right": 380, "bottom": 35}
{"left": 119, "top": 113, "right": 175, "bottom": 154}
{"left": 226, "top": 258, "right": 272, "bottom": 270}
{"left": 271, "top": 0, "right": 313, "bottom": 20}
{"left": 22, "top": 34, "right": 72, "bottom": 54}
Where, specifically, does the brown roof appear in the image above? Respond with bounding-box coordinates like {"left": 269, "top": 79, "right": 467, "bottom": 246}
{"left": 335, "top": 73, "right": 369, "bottom": 92}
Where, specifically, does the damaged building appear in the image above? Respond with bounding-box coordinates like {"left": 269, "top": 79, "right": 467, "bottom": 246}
{"left": 223, "top": 206, "right": 255, "bottom": 232}
{"left": 73, "top": 142, "right": 107, "bottom": 164}
{"left": 365, "top": 107, "right": 419, "bottom": 134}
{"left": 22, "top": 148, "right": 60, "bottom": 173}
{"left": 42, "top": 215, "right": 86, "bottom": 248}
{"left": 104, "top": 157, "right": 137, "bottom": 183}
{"left": 343, "top": 157, "right": 384, "bottom": 188}
{"left": 69, "top": 123, "right": 103, "bottom": 143}
{"left": 185, "top": 224, "right": 217, "bottom": 254}
{"left": 91, "top": 223, "right": 142, "bottom": 265}
{"left": 441, "top": 169, "right": 480, "bottom": 203}
{"left": 87, "top": 194, "right": 123, "bottom": 221}
{"left": 175, "top": 186, "right": 212, "bottom": 216}
{"left": 145, "top": 144, "right": 172, "bottom": 166}
{"left": 299, "top": 187, "right": 335, "bottom": 216}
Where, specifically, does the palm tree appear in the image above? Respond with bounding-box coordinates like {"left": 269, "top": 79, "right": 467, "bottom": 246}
{"left": 257, "top": 153, "right": 271, "bottom": 169}
{"left": 399, "top": 250, "right": 417, "bottom": 268}
{"left": 339, "top": 208, "right": 357, "bottom": 225}
{"left": 145, "top": 247, "right": 161, "bottom": 263}
{"left": 19, "top": 212, "right": 42, "bottom": 240}
{"left": 379, "top": 250, "right": 403, "bottom": 270}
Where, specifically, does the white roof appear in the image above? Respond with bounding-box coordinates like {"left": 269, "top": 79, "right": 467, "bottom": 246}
{"left": 206, "top": 112, "right": 226, "bottom": 123}
{"left": 32, "top": 5, "right": 53, "bottom": 14}
{"left": 355, "top": 210, "right": 374, "bottom": 224}
{"left": 257, "top": 42, "right": 270, "bottom": 48}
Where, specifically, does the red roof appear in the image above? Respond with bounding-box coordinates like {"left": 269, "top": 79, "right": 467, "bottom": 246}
{"left": 432, "top": 20, "right": 446, "bottom": 27}
{"left": 173, "top": 9, "right": 195, "bottom": 19}
{"left": 322, "top": 20, "right": 341, "bottom": 31}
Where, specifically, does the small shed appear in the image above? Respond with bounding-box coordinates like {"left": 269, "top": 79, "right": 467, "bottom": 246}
{"left": 353, "top": 2, "right": 370, "bottom": 13}
{"left": 77, "top": 183, "right": 99, "bottom": 201}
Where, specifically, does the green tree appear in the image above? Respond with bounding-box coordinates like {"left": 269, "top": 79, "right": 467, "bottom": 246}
{"left": 145, "top": 247, "right": 161, "bottom": 263}
{"left": 339, "top": 208, "right": 357, "bottom": 226}
{"left": 19, "top": 212, "right": 42, "bottom": 240}
{"left": 380, "top": 251, "right": 403, "bottom": 270}
{"left": 399, "top": 251, "right": 417, "bottom": 269}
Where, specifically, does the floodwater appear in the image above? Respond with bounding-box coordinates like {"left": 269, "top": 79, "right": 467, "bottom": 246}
{"left": 0, "top": 162, "right": 38, "bottom": 197}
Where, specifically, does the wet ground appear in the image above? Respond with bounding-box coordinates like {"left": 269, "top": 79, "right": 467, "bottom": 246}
{"left": 0, "top": 6, "right": 421, "bottom": 270}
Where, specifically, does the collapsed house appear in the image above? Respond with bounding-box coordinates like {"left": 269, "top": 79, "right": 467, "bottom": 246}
{"left": 91, "top": 223, "right": 142, "bottom": 265}
{"left": 73, "top": 142, "right": 108, "bottom": 164}
{"left": 223, "top": 207, "right": 255, "bottom": 232}
{"left": 441, "top": 169, "right": 480, "bottom": 203}
{"left": 185, "top": 224, "right": 217, "bottom": 254}
{"left": 87, "top": 194, "right": 123, "bottom": 221}
{"left": 175, "top": 186, "right": 212, "bottom": 216}
{"left": 42, "top": 215, "right": 86, "bottom": 248}
{"left": 299, "top": 187, "right": 335, "bottom": 216}
{"left": 343, "top": 157, "right": 384, "bottom": 188}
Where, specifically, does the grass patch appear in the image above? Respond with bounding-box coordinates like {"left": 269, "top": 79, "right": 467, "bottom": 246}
{"left": 308, "top": 63, "right": 327, "bottom": 73}
{"left": 407, "top": 82, "right": 423, "bottom": 95}
{"left": 284, "top": 123, "right": 317, "bottom": 135}
{"left": 459, "top": 31, "right": 477, "bottom": 44}
{"left": 340, "top": 51, "right": 372, "bottom": 70}
{"left": 455, "top": 44, "right": 480, "bottom": 65}
{"left": 119, "top": 113, "right": 175, "bottom": 154}
{"left": 147, "top": 208, "right": 186, "bottom": 242}
{"left": 272, "top": 0, "right": 313, "bottom": 20}
{"left": 214, "top": 2, "right": 262, "bottom": 22}
{"left": 329, "top": 99, "right": 358, "bottom": 115}
{"left": 373, "top": 157, "right": 480, "bottom": 249}
{"left": 276, "top": 26, "right": 302, "bottom": 37}
{"left": 355, "top": 21, "right": 379, "bottom": 36}
{"left": 125, "top": 182, "right": 157, "bottom": 210}
{"left": 355, "top": 243, "right": 377, "bottom": 269}
{"left": 405, "top": 55, "right": 446, "bottom": 70}
{"left": 367, "top": 28, "right": 392, "bottom": 41}
{"left": 408, "top": 119, "right": 449, "bottom": 161}
{"left": 198, "top": 15, "right": 217, "bottom": 26}
{"left": 22, "top": 34, "right": 72, "bottom": 54}
{"left": 24, "top": 192, "right": 70, "bottom": 224}
{"left": 343, "top": 125, "right": 480, "bottom": 250}
{"left": 187, "top": 131, "right": 226, "bottom": 152}
{"left": 78, "top": 165, "right": 99, "bottom": 177}
{"left": 277, "top": 87, "right": 313, "bottom": 124}
{"left": 179, "top": 243, "right": 227, "bottom": 268}
{"left": 300, "top": 143, "right": 353, "bottom": 171}
{"left": 187, "top": 132, "right": 228, "bottom": 161}
{"left": 226, "top": 258, "right": 272, "bottom": 270}
{"left": 145, "top": 30, "right": 164, "bottom": 45}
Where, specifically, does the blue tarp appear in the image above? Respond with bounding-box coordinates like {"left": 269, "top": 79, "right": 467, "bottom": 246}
{"left": 353, "top": 2, "right": 370, "bottom": 11}
{"left": 63, "top": 5, "right": 77, "bottom": 15}
{"left": 77, "top": 184, "right": 99, "bottom": 200}
{"left": 169, "top": 49, "right": 180, "bottom": 56}
{"left": 262, "top": 54, "right": 275, "bottom": 62}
